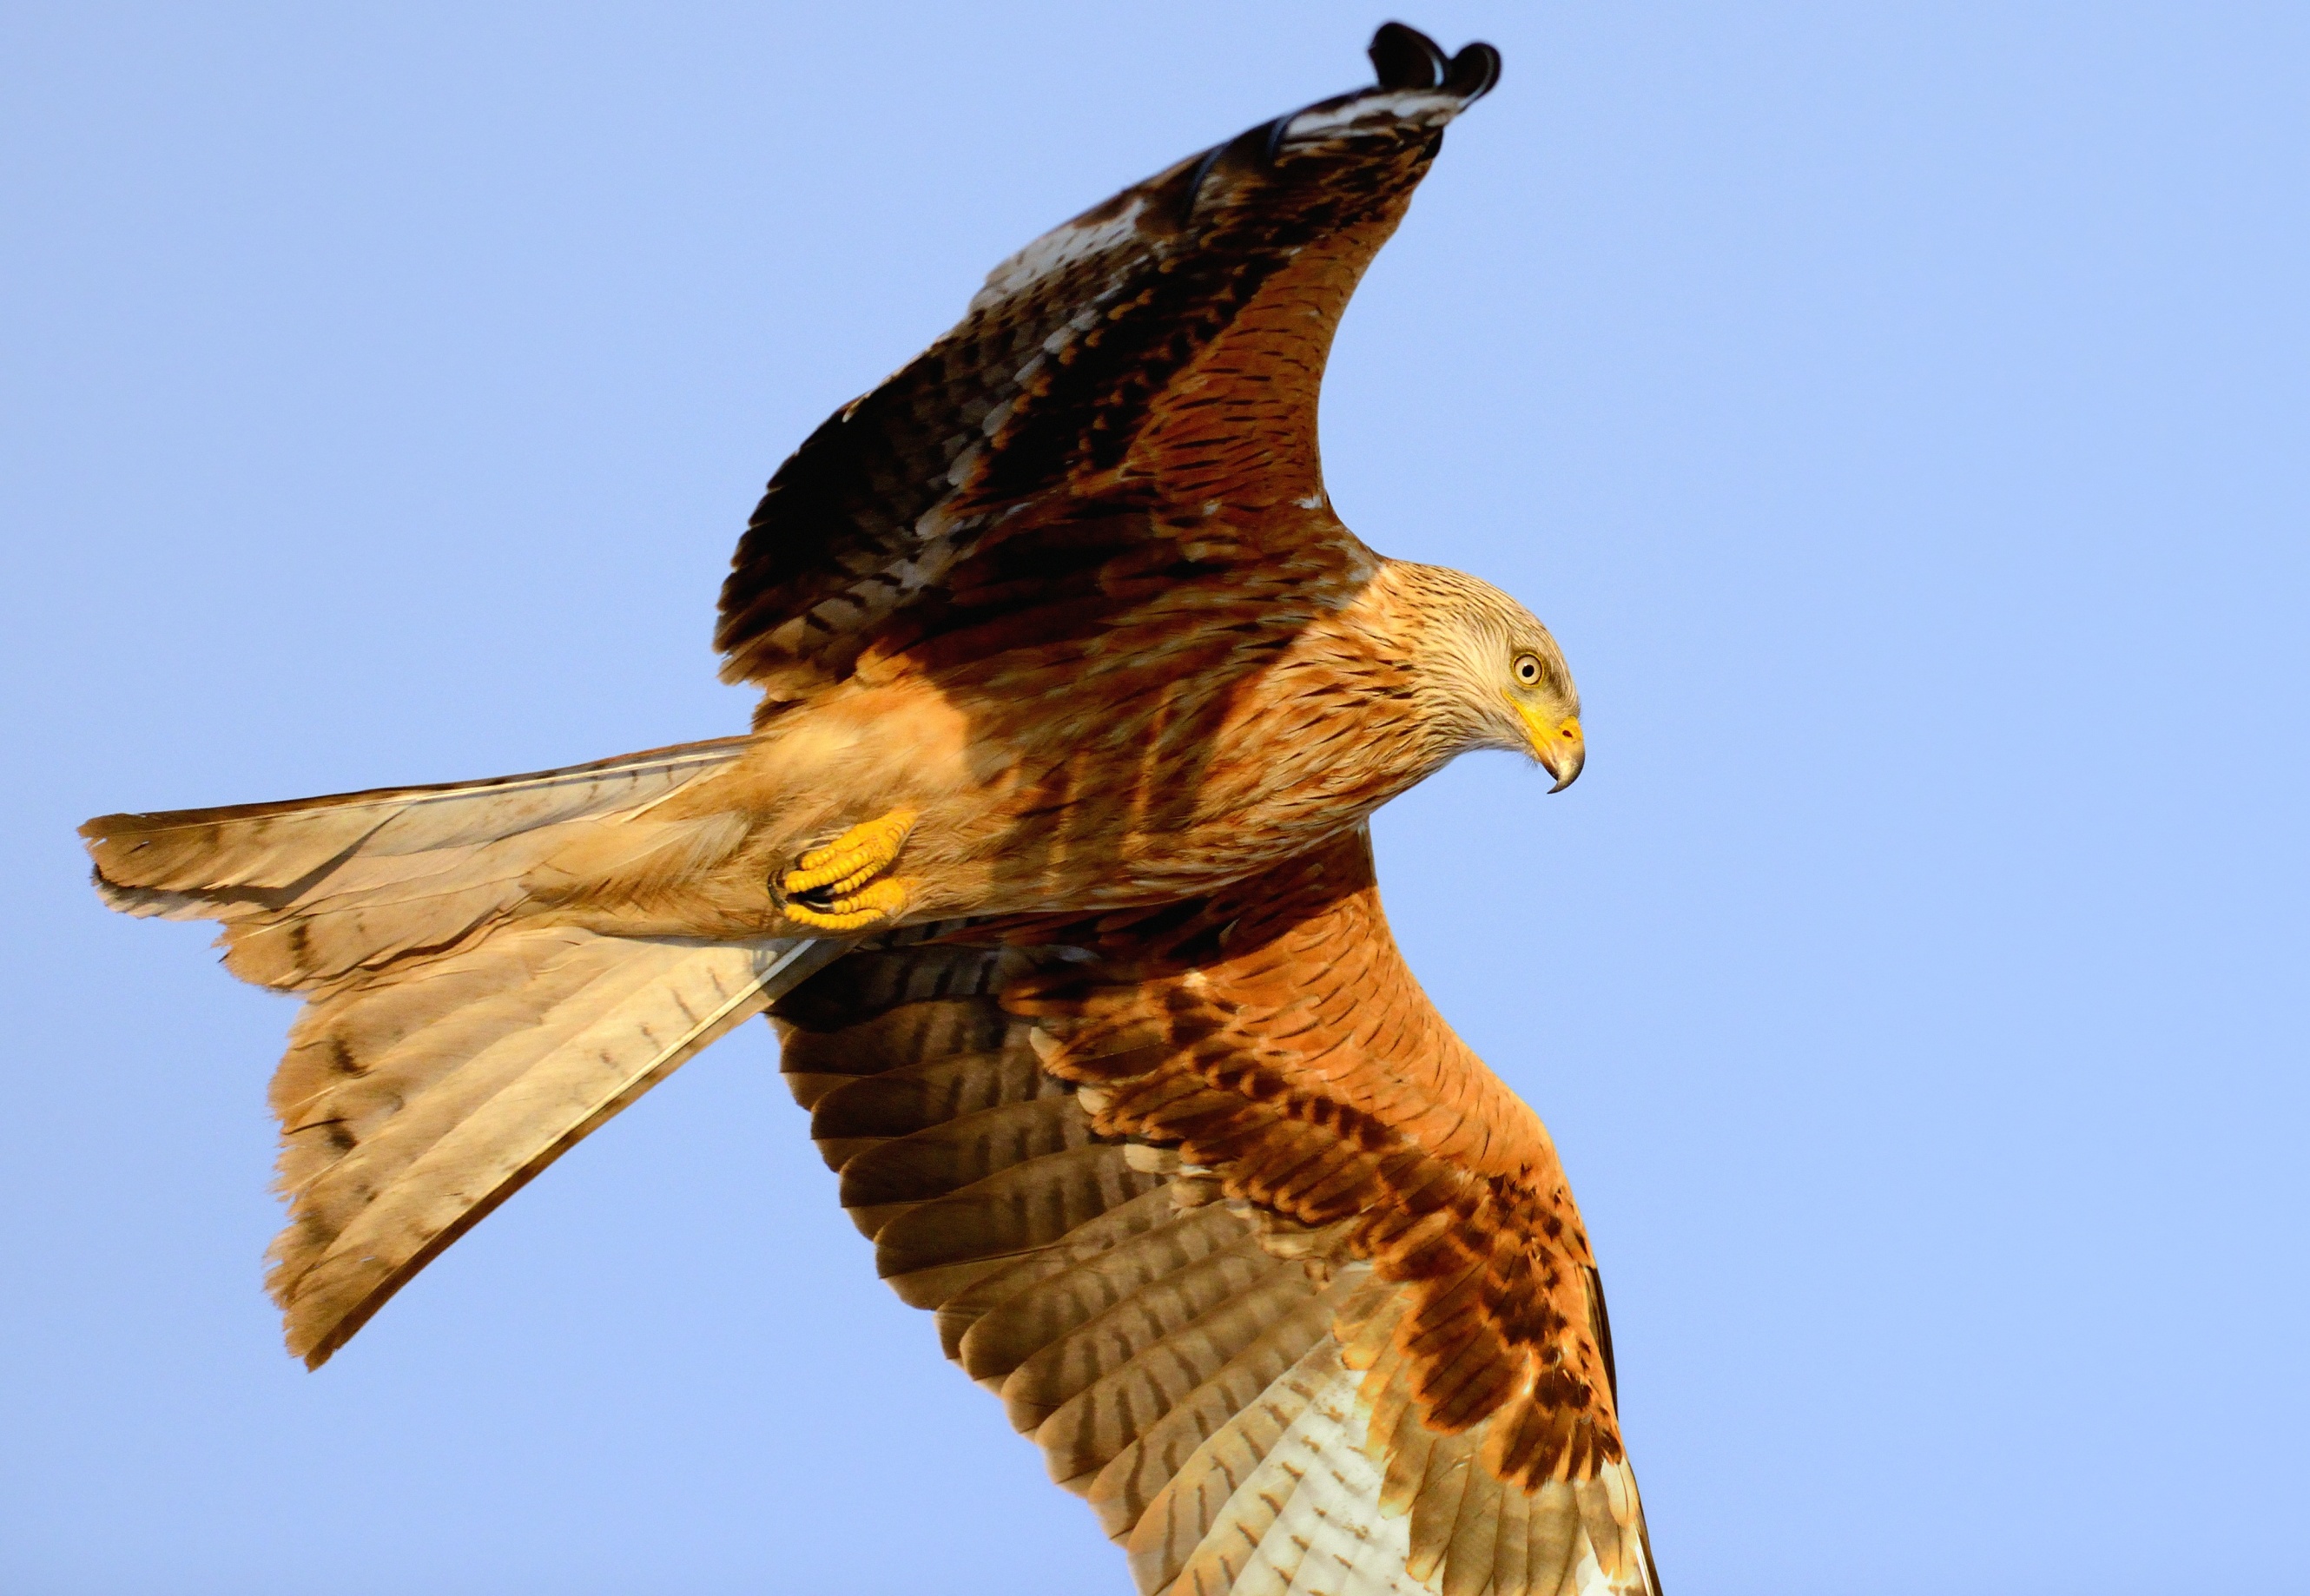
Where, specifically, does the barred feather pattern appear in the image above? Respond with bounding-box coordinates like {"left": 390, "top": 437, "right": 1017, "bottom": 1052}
{"left": 269, "top": 929, "right": 828, "bottom": 1366}
{"left": 769, "top": 824, "right": 1658, "bottom": 1595}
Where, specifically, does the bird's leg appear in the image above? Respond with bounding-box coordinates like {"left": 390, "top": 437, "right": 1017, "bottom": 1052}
{"left": 776, "top": 808, "right": 920, "bottom": 931}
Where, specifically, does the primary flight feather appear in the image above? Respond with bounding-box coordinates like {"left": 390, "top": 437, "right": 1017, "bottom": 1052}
{"left": 81, "top": 23, "right": 1657, "bottom": 1595}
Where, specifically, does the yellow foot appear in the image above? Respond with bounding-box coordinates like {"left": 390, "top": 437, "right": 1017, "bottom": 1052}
{"left": 780, "top": 874, "right": 915, "bottom": 932}
{"left": 777, "top": 808, "right": 919, "bottom": 931}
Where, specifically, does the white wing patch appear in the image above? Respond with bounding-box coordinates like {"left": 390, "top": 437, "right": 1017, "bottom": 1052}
{"left": 971, "top": 196, "right": 1150, "bottom": 315}
{"left": 1280, "top": 89, "right": 1463, "bottom": 145}
{"left": 1263, "top": 1368, "right": 1425, "bottom": 1596}
{"left": 1134, "top": 1326, "right": 1655, "bottom": 1596}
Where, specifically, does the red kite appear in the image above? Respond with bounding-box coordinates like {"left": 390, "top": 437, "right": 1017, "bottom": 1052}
{"left": 83, "top": 23, "right": 1658, "bottom": 1595}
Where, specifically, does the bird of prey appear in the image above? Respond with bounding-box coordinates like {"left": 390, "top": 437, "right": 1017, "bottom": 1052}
{"left": 82, "top": 23, "right": 1660, "bottom": 1596}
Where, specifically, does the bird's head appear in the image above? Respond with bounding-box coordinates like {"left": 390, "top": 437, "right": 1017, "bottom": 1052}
{"left": 1394, "top": 563, "right": 1584, "bottom": 790}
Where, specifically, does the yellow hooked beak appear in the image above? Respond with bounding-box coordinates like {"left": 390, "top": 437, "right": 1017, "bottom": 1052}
{"left": 1520, "top": 707, "right": 1585, "bottom": 792}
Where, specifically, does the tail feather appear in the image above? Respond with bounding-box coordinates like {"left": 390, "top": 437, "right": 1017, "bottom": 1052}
{"left": 82, "top": 737, "right": 758, "bottom": 992}
{"left": 272, "top": 930, "right": 836, "bottom": 1368}
{"left": 81, "top": 736, "right": 833, "bottom": 1365}
{"left": 83, "top": 736, "right": 753, "bottom": 900}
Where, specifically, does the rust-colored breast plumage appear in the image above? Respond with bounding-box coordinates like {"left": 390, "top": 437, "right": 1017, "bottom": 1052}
{"left": 773, "top": 827, "right": 1658, "bottom": 1595}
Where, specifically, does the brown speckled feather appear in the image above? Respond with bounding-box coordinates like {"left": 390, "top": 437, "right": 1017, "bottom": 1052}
{"left": 715, "top": 48, "right": 1488, "bottom": 707}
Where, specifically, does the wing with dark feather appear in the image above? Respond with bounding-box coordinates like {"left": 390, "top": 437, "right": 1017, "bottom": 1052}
{"left": 770, "top": 825, "right": 1660, "bottom": 1596}
{"left": 716, "top": 24, "right": 1501, "bottom": 706}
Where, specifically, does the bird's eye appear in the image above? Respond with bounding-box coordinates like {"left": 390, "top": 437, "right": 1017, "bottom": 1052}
{"left": 1513, "top": 653, "right": 1541, "bottom": 685}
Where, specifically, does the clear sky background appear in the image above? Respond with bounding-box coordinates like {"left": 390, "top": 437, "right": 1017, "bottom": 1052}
{"left": 4, "top": 4, "right": 2305, "bottom": 1593}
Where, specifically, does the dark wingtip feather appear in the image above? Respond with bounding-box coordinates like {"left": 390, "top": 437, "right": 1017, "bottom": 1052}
{"left": 1445, "top": 41, "right": 1503, "bottom": 102}
{"left": 1369, "top": 22, "right": 1447, "bottom": 90}
{"left": 1370, "top": 24, "right": 1502, "bottom": 103}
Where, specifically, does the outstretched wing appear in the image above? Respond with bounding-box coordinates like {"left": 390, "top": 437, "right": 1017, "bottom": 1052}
{"left": 717, "top": 23, "right": 1502, "bottom": 705}
{"left": 772, "top": 827, "right": 1660, "bottom": 1596}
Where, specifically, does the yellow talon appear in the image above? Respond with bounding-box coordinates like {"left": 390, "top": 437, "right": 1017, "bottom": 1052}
{"left": 781, "top": 875, "right": 915, "bottom": 932}
{"left": 778, "top": 808, "right": 919, "bottom": 930}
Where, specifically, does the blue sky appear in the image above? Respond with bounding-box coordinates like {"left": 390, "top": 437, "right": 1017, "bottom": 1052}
{"left": 5, "top": 4, "right": 2305, "bottom": 1593}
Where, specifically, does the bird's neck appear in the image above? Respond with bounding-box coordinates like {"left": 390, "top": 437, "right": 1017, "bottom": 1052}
{"left": 1255, "top": 567, "right": 1481, "bottom": 814}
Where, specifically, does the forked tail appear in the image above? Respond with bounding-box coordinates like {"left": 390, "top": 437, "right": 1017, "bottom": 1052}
{"left": 82, "top": 740, "right": 833, "bottom": 1364}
